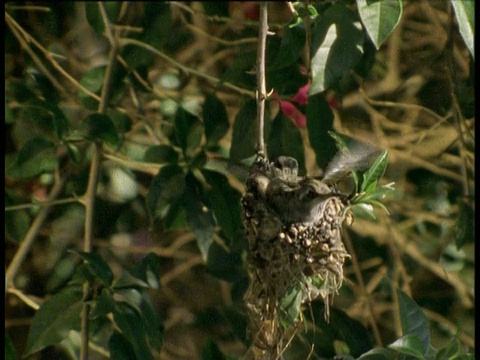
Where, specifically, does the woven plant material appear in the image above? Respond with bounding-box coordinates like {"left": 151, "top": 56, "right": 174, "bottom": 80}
{"left": 242, "top": 155, "right": 353, "bottom": 359}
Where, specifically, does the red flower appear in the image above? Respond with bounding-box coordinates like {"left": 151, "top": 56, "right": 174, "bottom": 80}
{"left": 272, "top": 82, "right": 310, "bottom": 128}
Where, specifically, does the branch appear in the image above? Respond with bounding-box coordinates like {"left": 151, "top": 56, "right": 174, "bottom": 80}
{"left": 255, "top": 2, "right": 269, "bottom": 157}
{"left": 6, "top": 173, "right": 68, "bottom": 287}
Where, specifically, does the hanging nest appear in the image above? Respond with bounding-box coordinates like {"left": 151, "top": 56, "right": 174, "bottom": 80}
{"left": 242, "top": 155, "right": 353, "bottom": 360}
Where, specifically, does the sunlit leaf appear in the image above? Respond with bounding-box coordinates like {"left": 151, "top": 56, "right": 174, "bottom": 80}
{"left": 184, "top": 172, "right": 215, "bottom": 261}
{"left": 6, "top": 137, "right": 57, "bottom": 179}
{"left": 279, "top": 285, "right": 303, "bottom": 328}
{"left": 451, "top": 1, "right": 474, "bottom": 59}
{"left": 357, "top": 0, "right": 402, "bottom": 49}
{"left": 78, "top": 65, "right": 106, "bottom": 110}
{"left": 310, "top": 4, "right": 364, "bottom": 94}
{"left": 397, "top": 289, "right": 431, "bottom": 355}
{"left": 388, "top": 334, "right": 426, "bottom": 359}
{"left": 357, "top": 347, "right": 395, "bottom": 359}
{"left": 23, "top": 287, "right": 83, "bottom": 357}
{"left": 361, "top": 150, "right": 388, "bottom": 192}
{"left": 203, "top": 93, "right": 229, "bottom": 147}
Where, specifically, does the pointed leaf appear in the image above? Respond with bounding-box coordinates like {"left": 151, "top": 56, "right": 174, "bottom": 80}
{"left": 357, "top": 347, "right": 395, "bottom": 360}
{"left": 201, "top": 169, "right": 243, "bottom": 246}
{"left": 451, "top": 1, "right": 474, "bottom": 59}
{"left": 306, "top": 95, "right": 336, "bottom": 170}
{"left": 79, "top": 113, "right": 120, "bottom": 146}
{"left": 139, "top": 295, "right": 164, "bottom": 351}
{"left": 112, "top": 302, "right": 154, "bottom": 360}
{"left": 184, "top": 172, "right": 215, "bottom": 261}
{"left": 128, "top": 253, "right": 162, "bottom": 290}
{"left": 6, "top": 137, "right": 57, "bottom": 179}
{"left": 230, "top": 99, "right": 258, "bottom": 161}
{"left": 388, "top": 334, "right": 426, "bottom": 359}
{"left": 175, "top": 107, "right": 203, "bottom": 158}
{"left": 72, "top": 251, "right": 114, "bottom": 286}
{"left": 108, "top": 331, "right": 137, "bottom": 360}
{"left": 270, "top": 22, "right": 306, "bottom": 70}
{"left": 310, "top": 4, "right": 364, "bottom": 94}
{"left": 361, "top": 150, "right": 388, "bottom": 192}
{"left": 203, "top": 93, "right": 229, "bottom": 147}
{"left": 146, "top": 165, "right": 185, "bottom": 224}
{"left": 143, "top": 145, "right": 179, "bottom": 164}
{"left": 397, "top": 289, "right": 431, "bottom": 355}
{"left": 90, "top": 288, "right": 116, "bottom": 319}
{"left": 357, "top": 0, "right": 403, "bottom": 49}
{"left": 23, "top": 287, "right": 83, "bottom": 357}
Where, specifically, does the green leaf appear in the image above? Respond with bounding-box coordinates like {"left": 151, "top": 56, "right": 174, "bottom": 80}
{"left": 361, "top": 150, "right": 388, "bottom": 193}
{"left": 230, "top": 99, "right": 258, "bottom": 162}
{"left": 112, "top": 270, "right": 149, "bottom": 290}
{"left": 206, "top": 242, "right": 246, "bottom": 283}
{"left": 451, "top": 1, "right": 474, "bottom": 59}
{"left": 5, "top": 333, "right": 17, "bottom": 360}
{"left": 90, "top": 288, "right": 116, "bottom": 319}
{"left": 267, "top": 112, "right": 306, "bottom": 175}
{"left": 66, "top": 143, "right": 83, "bottom": 164}
{"left": 109, "top": 331, "right": 138, "bottom": 360}
{"left": 388, "top": 334, "right": 426, "bottom": 359}
{"left": 310, "top": 4, "right": 364, "bottom": 94}
{"left": 201, "top": 340, "right": 226, "bottom": 360}
{"left": 279, "top": 285, "right": 303, "bottom": 328}
{"left": 174, "top": 107, "right": 203, "bottom": 158}
{"left": 138, "top": 294, "right": 163, "bottom": 351}
{"left": 357, "top": 0, "right": 403, "bottom": 50}
{"left": 201, "top": 169, "right": 243, "bottom": 247}
{"left": 306, "top": 95, "right": 336, "bottom": 170}
{"left": 115, "top": 288, "right": 144, "bottom": 315}
{"left": 435, "top": 335, "right": 461, "bottom": 360}
{"left": 23, "top": 287, "right": 83, "bottom": 357}
{"left": 143, "top": 145, "right": 179, "bottom": 164}
{"left": 112, "top": 302, "right": 154, "bottom": 360}
{"left": 220, "top": 50, "right": 256, "bottom": 88}
{"left": 146, "top": 165, "right": 186, "bottom": 224}
{"left": 5, "top": 191, "right": 31, "bottom": 244}
{"left": 452, "top": 201, "right": 475, "bottom": 249}
{"left": 203, "top": 93, "right": 229, "bottom": 147}
{"left": 79, "top": 113, "right": 120, "bottom": 146}
{"left": 397, "top": 289, "right": 431, "bottom": 355}
{"left": 78, "top": 65, "right": 106, "bottom": 109}
{"left": 128, "top": 253, "right": 162, "bottom": 289}
{"left": 270, "top": 22, "right": 306, "bottom": 70}
{"left": 183, "top": 172, "right": 215, "bottom": 261}
{"left": 85, "top": 2, "right": 120, "bottom": 34}
{"left": 106, "top": 109, "right": 132, "bottom": 134}
{"left": 6, "top": 137, "right": 57, "bottom": 179}
{"left": 72, "top": 251, "right": 114, "bottom": 286}
{"left": 357, "top": 347, "right": 396, "bottom": 360}
{"left": 202, "top": 2, "right": 230, "bottom": 17}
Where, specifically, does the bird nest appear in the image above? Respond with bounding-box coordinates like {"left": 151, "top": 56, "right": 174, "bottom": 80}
{"left": 242, "top": 155, "right": 353, "bottom": 359}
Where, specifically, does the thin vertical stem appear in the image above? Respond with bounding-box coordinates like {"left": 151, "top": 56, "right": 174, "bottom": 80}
{"left": 255, "top": 2, "right": 269, "bottom": 157}
{"left": 79, "top": 3, "right": 121, "bottom": 359}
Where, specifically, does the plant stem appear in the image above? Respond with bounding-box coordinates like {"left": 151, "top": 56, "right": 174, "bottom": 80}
{"left": 79, "top": 4, "right": 120, "bottom": 360}
{"left": 255, "top": 2, "right": 269, "bottom": 157}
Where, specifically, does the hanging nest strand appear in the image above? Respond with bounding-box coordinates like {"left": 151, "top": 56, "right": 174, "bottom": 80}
{"left": 242, "top": 155, "right": 353, "bottom": 360}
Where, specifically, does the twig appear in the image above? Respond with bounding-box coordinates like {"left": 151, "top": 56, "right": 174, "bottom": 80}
{"left": 5, "top": 197, "right": 79, "bottom": 212}
{"left": 118, "top": 38, "right": 256, "bottom": 98}
{"left": 80, "top": 4, "right": 121, "bottom": 359}
{"left": 255, "top": 2, "right": 269, "bottom": 157}
{"left": 6, "top": 173, "right": 67, "bottom": 287}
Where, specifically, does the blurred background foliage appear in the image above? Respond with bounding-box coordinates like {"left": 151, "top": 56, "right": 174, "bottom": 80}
{"left": 5, "top": 1, "right": 474, "bottom": 359}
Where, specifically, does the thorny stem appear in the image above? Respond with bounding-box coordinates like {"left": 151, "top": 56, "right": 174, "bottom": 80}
{"left": 255, "top": 2, "right": 269, "bottom": 157}
{"left": 80, "top": 3, "right": 120, "bottom": 360}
